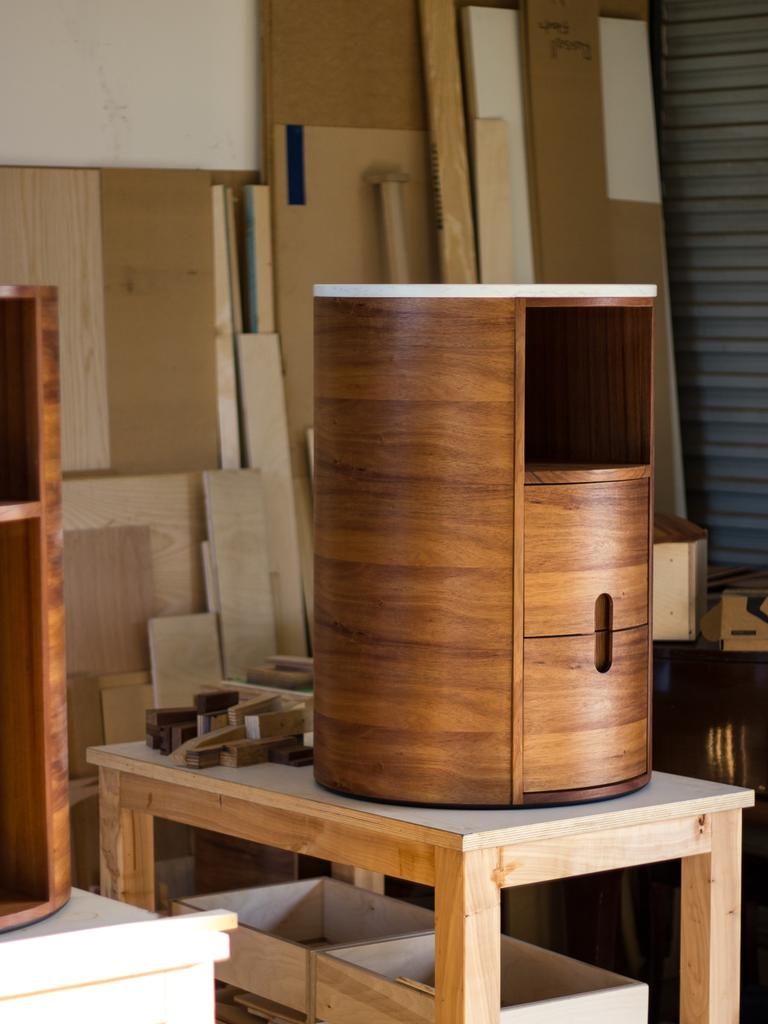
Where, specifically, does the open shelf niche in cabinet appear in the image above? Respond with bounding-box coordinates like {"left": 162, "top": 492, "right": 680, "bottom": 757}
{"left": 313, "top": 284, "right": 654, "bottom": 808}
{"left": 0, "top": 286, "right": 69, "bottom": 930}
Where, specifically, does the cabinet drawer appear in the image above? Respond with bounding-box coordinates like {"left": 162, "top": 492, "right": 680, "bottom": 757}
{"left": 523, "top": 626, "right": 649, "bottom": 795}
{"left": 524, "top": 478, "right": 650, "bottom": 637}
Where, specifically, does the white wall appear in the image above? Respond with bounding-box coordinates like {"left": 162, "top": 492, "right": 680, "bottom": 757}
{"left": 0, "top": 0, "right": 259, "bottom": 170}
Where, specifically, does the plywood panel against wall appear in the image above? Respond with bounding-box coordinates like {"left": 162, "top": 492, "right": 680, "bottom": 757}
{"left": 264, "top": 0, "right": 426, "bottom": 133}
{"left": 63, "top": 472, "right": 206, "bottom": 617}
{"left": 0, "top": 0, "right": 258, "bottom": 170}
{"left": 63, "top": 526, "right": 154, "bottom": 675}
{"left": 0, "top": 167, "right": 110, "bottom": 472}
{"left": 101, "top": 169, "right": 219, "bottom": 474}
{"left": 272, "top": 124, "right": 438, "bottom": 472}
{"left": 523, "top": 0, "right": 613, "bottom": 282}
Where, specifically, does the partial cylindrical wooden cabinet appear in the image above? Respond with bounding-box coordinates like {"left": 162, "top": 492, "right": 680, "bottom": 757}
{"left": 0, "top": 286, "right": 69, "bottom": 928}
{"left": 314, "top": 285, "right": 654, "bottom": 807}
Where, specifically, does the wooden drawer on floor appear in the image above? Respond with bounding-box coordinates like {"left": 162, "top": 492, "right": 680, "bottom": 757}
{"left": 173, "top": 877, "right": 433, "bottom": 1014}
{"left": 316, "top": 932, "right": 648, "bottom": 1024}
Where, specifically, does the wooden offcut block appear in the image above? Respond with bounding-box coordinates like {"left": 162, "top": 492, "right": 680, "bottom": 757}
{"left": 101, "top": 169, "right": 218, "bottom": 474}
{"left": 238, "top": 333, "right": 307, "bottom": 655}
{"left": 653, "top": 514, "right": 707, "bottom": 641}
{"left": 247, "top": 665, "right": 312, "bottom": 689}
{"left": 194, "top": 691, "right": 240, "bottom": 714}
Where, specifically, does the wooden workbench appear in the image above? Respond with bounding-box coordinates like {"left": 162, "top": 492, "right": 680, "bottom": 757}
{"left": 90, "top": 741, "right": 754, "bottom": 1024}
{"left": 0, "top": 887, "right": 234, "bottom": 1022}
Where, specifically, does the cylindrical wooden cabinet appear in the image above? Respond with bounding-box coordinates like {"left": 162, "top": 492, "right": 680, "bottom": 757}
{"left": 314, "top": 285, "right": 655, "bottom": 807}
{"left": 0, "top": 287, "right": 70, "bottom": 929}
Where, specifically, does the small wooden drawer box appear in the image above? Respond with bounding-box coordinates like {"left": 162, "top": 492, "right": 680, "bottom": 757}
{"left": 524, "top": 476, "right": 650, "bottom": 638}
{"left": 173, "top": 877, "right": 433, "bottom": 1014}
{"left": 316, "top": 932, "right": 648, "bottom": 1024}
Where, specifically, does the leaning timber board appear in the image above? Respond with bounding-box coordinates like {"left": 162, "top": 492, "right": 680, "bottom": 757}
{"left": 272, "top": 123, "right": 437, "bottom": 473}
{"left": 101, "top": 169, "right": 219, "bottom": 475}
{"left": 63, "top": 526, "right": 154, "bottom": 675}
{"left": 293, "top": 476, "right": 315, "bottom": 648}
{"left": 462, "top": 6, "right": 534, "bottom": 283}
{"left": 0, "top": 166, "right": 109, "bottom": 471}
{"left": 211, "top": 184, "right": 241, "bottom": 469}
{"left": 471, "top": 118, "right": 516, "bottom": 284}
{"left": 419, "top": 0, "right": 478, "bottom": 282}
{"left": 600, "top": 16, "right": 685, "bottom": 516}
{"left": 204, "top": 470, "right": 276, "bottom": 678}
{"left": 62, "top": 473, "right": 206, "bottom": 617}
{"left": 149, "top": 613, "right": 223, "bottom": 708}
{"left": 523, "top": 0, "right": 613, "bottom": 282}
{"left": 243, "top": 185, "right": 275, "bottom": 334}
{"left": 238, "top": 333, "right": 306, "bottom": 655}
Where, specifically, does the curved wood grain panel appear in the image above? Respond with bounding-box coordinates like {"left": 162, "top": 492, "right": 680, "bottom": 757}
{"left": 524, "top": 463, "right": 650, "bottom": 485}
{"left": 524, "top": 478, "right": 650, "bottom": 636}
{"left": 315, "top": 297, "right": 514, "bottom": 402}
{"left": 523, "top": 626, "right": 649, "bottom": 794}
{"left": 0, "top": 290, "right": 69, "bottom": 931}
{"left": 314, "top": 297, "right": 515, "bottom": 805}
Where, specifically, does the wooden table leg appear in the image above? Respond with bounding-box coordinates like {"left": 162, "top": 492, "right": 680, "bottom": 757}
{"left": 680, "top": 809, "right": 742, "bottom": 1024}
{"left": 435, "top": 848, "right": 500, "bottom": 1024}
{"left": 99, "top": 767, "right": 156, "bottom": 910}
{"left": 330, "top": 864, "right": 386, "bottom": 894}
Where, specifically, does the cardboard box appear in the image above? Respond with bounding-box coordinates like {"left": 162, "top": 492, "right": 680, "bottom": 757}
{"left": 653, "top": 514, "right": 708, "bottom": 641}
{"left": 702, "top": 590, "right": 768, "bottom": 652}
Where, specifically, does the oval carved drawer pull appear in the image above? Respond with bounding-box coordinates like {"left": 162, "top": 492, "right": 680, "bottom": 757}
{"left": 594, "top": 593, "right": 613, "bottom": 673}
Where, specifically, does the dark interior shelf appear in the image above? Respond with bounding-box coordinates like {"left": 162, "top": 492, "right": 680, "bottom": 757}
{"left": 525, "top": 304, "right": 653, "bottom": 468}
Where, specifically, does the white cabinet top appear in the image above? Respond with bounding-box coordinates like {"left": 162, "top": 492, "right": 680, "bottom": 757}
{"left": 314, "top": 284, "right": 657, "bottom": 298}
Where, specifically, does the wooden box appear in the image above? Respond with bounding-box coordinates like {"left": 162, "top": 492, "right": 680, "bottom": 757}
{"left": 313, "top": 285, "right": 655, "bottom": 806}
{"left": 316, "top": 932, "right": 648, "bottom": 1024}
{"left": 0, "top": 287, "right": 69, "bottom": 930}
{"left": 653, "top": 514, "right": 707, "bottom": 641}
{"left": 173, "top": 877, "right": 433, "bottom": 1013}
{"left": 701, "top": 589, "right": 768, "bottom": 652}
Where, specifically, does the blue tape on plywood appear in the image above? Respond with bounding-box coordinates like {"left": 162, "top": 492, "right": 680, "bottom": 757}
{"left": 286, "top": 125, "right": 306, "bottom": 206}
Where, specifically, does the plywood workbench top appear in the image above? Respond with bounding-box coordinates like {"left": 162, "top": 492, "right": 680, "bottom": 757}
{"left": 88, "top": 742, "right": 752, "bottom": 852}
